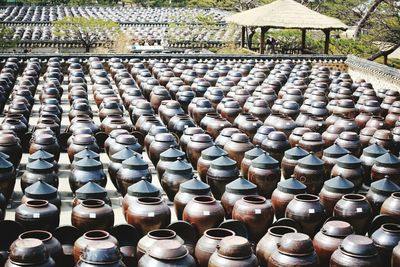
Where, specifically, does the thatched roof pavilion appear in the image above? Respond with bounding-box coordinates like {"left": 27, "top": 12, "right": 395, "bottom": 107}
{"left": 226, "top": 0, "right": 348, "bottom": 54}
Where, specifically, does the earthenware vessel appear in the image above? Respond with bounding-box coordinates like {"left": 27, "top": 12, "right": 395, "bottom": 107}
{"left": 248, "top": 152, "right": 280, "bottom": 198}
{"left": 319, "top": 176, "right": 354, "bottom": 216}
{"left": 0, "top": 155, "right": 16, "bottom": 201}
{"left": 197, "top": 145, "right": 228, "bottom": 182}
{"left": 157, "top": 145, "right": 186, "bottom": 182}
{"left": 6, "top": 238, "right": 56, "bottom": 267}
{"left": 360, "top": 143, "right": 388, "bottom": 186}
{"left": 331, "top": 154, "right": 364, "bottom": 191}
{"left": 162, "top": 158, "right": 194, "bottom": 201}
{"left": 71, "top": 199, "right": 114, "bottom": 233}
{"left": 366, "top": 177, "right": 400, "bottom": 216}
{"left": 206, "top": 156, "right": 239, "bottom": 200}
{"left": 186, "top": 134, "right": 214, "bottom": 169}
{"left": 261, "top": 131, "right": 290, "bottom": 162}
{"left": 281, "top": 146, "right": 309, "bottom": 179}
{"left": 371, "top": 223, "right": 400, "bottom": 266}
{"left": 381, "top": 192, "right": 400, "bottom": 219}
{"left": 22, "top": 180, "right": 61, "bottom": 210}
{"left": 116, "top": 154, "right": 151, "bottom": 196}
{"left": 15, "top": 200, "right": 59, "bottom": 232}
{"left": 371, "top": 152, "right": 400, "bottom": 185}
{"left": 224, "top": 133, "right": 255, "bottom": 168}
{"left": 69, "top": 156, "right": 106, "bottom": 193}
{"left": 293, "top": 153, "right": 326, "bottom": 195}
{"left": 137, "top": 229, "right": 184, "bottom": 260}
{"left": 21, "top": 159, "right": 58, "bottom": 192}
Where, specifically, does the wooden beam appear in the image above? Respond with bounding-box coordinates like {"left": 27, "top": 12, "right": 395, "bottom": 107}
{"left": 241, "top": 26, "right": 246, "bottom": 48}
{"left": 324, "top": 30, "right": 331, "bottom": 54}
{"left": 260, "top": 27, "right": 267, "bottom": 54}
{"left": 301, "top": 29, "right": 306, "bottom": 53}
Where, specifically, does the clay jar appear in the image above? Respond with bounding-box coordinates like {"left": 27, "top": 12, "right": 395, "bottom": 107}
{"left": 15, "top": 200, "right": 59, "bottom": 232}
{"left": 208, "top": 236, "right": 257, "bottom": 267}
{"left": 281, "top": 146, "right": 309, "bottom": 179}
{"left": 186, "top": 133, "right": 213, "bottom": 169}
{"left": 241, "top": 145, "right": 264, "bottom": 179}
{"left": 360, "top": 143, "right": 388, "bottom": 186}
{"left": 126, "top": 197, "right": 171, "bottom": 235}
{"left": 331, "top": 154, "right": 364, "bottom": 191}
{"left": 67, "top": 134, "right": 100, "bottom": 163}
{"left": 221, "top": 177, "right": 258, "bottom": 219}
{"left": 268, "top": 233, "right": 319, "bottom": 267}
{"left": 0, "top": 133, "right": 22, "bottom": 167}
{"left": 285, "top": 194, "right": 326, "bottom": 238}
{"left": 224, "top": 133, "right": 255, "bottom": 168}
{"left": 261, "top": 131, "right": 290, "bottom": 162}
{"left": 381, "top": 192, "right": 400, "bottom": 219}
{"left": 248, "top": 152, "right": 280, "bottom": 198}
{"left": 333, "top": 194, "right": 372, "bottom": 235}
{"left": 0, "top": 155, "right": 15, "bottom": 202}
{"left": 6, "top": 238, "right": 56, "bottom": 267}
{"left": 293, "top": 153, "right": 326, "bottom": 195}
{"left": 76, "top": 241, "right": 124, "bottom": 267}
{"left": 71, "top": 199, "right": 114, "bottom": 233}
{"left": 288, "top": 127, "right": 312, "bottom": 147}
{"left": 183, "top": 196, "right": 225, "bottom": 237}
{"left": 271, "top": 177, "right": 307, "bottom": 219}
{"left": 73, "top": 230, "right": 118, "bottom": 263}
{"left": 108, "top": 134, "right": 142, "bottom": 156}
{"left": 180, "top": 127, "right": 204, "bottom": 155}
{"left": 197, "top": 145, "right": 227, "bottom": 182}
{"left": 73, "top": 181, "right": 111, "bottom": 208}
{"left": 322, "top": 143, "right": 350, "bottom": 177}
{"left": 371, "top": 223, "right": 400, "bottom": 266}
{"left": 215, "top": 128, "right": 241, "bottom": 148}
{"left": 162, "top": 158, "right": 194, "bottom": 201}
{"left": 108, "top": 147, "right": 137, "bottom": 190}
{"left": 21, "top": 159, "right": 58, "bottom": 192}
{"left": 22, "top": 180, "right": 61, "bottom": 210}
{"left": 148, "top": 133, "right": 178, "bottom": 166}
{"left": 330, "top": 235, "right": 382, "bottom": 267}
{"left": 371, "top": 152, "right": 400, "bottom": 185}
{"left": 232, "top": 195, "right": 274, "bottom": 242}
{"left": 69, "top": 157, "right": 106, "bottom": 193}
{"left": 253, "top": 126, "right": 275, "bottom": 147}
{"left": 256, "top": 226, "right": 298, "bottom": 267}
{"left": 336, "top": 132, "right": 362, "bottom": 157}
{"left": 206, "top": 156, "right": 240, "bottom": 200}
{"left": 195, "top": 228, "right": 235, "bottom": 267}
{"left": 157, "top": 145, "right": 186, "bottom": 182}
{"left": 298, "top": 132, "right": 324, "bottom": 158}
{"left": 366, "top": 177, "right": 400, "bottom": 216}
{"left": 394, "top": 242, "right": 400, "bottom": 267}
{"left": 116, "top": 154, "right": 151, "bottom": 196}
{"left": 319, "top": 176, "right": 355, "bottom": 216}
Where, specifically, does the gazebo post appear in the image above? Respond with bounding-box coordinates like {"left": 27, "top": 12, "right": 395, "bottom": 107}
{"left": 324, "top": 29, "right": 331, "bottom": 54}
{"left": 301, "top": 29, "right": 306, "bottom": 53}
{"left": 260, "top": 27, "right": 267, "bottom": 54}
{"left": 241, "top": 26, "right": 246, "bottom": 48}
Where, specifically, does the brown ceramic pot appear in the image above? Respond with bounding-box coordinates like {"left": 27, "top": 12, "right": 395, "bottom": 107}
{"left": 71, "top": 199, "right": 114, "bottom": 233}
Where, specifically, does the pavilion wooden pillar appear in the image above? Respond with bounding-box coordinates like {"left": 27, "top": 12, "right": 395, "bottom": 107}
{"left": 241, "top": 26, "right": 246, "bottom": 48}
{"left": 324, "top": 29, "right": 331, "bottom": 54}
{"left": 301, "top": 29, "right": 306, "bottom": 53}
{"left": 260, "top": 27, "right": 267, "bottom": 54}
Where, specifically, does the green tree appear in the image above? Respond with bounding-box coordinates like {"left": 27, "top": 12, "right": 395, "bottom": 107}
{"left": 53, "top": 17, "right": 120, "bottom": 53}
{"left": 0, "top": 25, "right": 16, "bottom": 51}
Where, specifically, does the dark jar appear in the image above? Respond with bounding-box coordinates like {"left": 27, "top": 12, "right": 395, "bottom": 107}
{"left": 281, "top": 146, "right": 309, "bottom": 179}
{"left": 366, "top": 177, "right": 400, "bottom": 216}
{"left": 293, "top": 153, "right": 326, "bottom": 195}
{"left": 15, "top": 200, "right": 59, "bottom": 232}
{"left": 76, "top": 241, "right": 125, "bottom": 267}
{"left": 240, "top": 145, "right": 264, "bottom": 180}
{"left": 381, "top": 192, "right": 400, "bottom": 219}
{"left": 206, "top": 156, "right": 239, "bottom": 200}
{"left": 162, "top": 158, "right": 194, "bottom": 201}
{"left": 331, "top": 154, "right": 364, "bottom": 191}
{"left": 69, "top": 156, "right": 106, "bottom": 193}
{"left": 116, "top": 154, "right": 151, "bottom": 196}
{"left": 319, "top": 175, "right": 354, "bottom": 217}
{"left": 371, "top": 223, "right": 400, "bottom": 266}
{"left": 21, "top": 159, "right": 58, "bottom": 193}
{"left": 224, "top": 133, "right": 255, "bottom": 168}
{"left": 22, "top": 180, "right": 61, "bottom": 210}
{"left": 322, "top": 143, "right": 350, "bottom": 178}
{"left": 71, "top": 199, "right": 114, "bottom": 233}
{"left": 197, "top": 145, "right": 228, "bottom": 182}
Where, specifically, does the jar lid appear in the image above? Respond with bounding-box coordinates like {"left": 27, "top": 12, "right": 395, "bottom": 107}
{"left": 201, "top": 145, "right": 227, "bottom": 161}
{"left": 256, "top": 125, "right": 275, "bottom": 135}
{"left": 268, "top": 131, "right": 287, "bottom": 141}
{"left": 323, "top": 143, "right": 350, "bottom": 158}
{"left": 370, "top": 177, "right": 400, "bottom": 196}
{"left": 301, "top": 132, "right": 322, "bottom": 141}
{"left": 297, "top": 153, "right": 324, "bottom": 168}
{"left": 127, "top": 177, "right": 159, "bottom": 197}
{"left": 375, "top": 152, "right": 400, "bottom": 167}
{"left": 291, "top": 127, "right": 311, "bottom": 136}
{"left": 183, "top": 127, "right": 204, "bottom": 135}
{"left": 166, "top": 158, "right": 192, "bottom": 174}
{"left": 336, "top": 154, "right": 361, "bottom": 168}
{"left": 323, "top": 176, "right": 354, "bottom": 193}
{"left": 277, "top": 233, "right": 314, "bottom": 256}
{"left": 0, "top": 133, "right": 18, "bottom": 145}
{"left": 231, "top": 133, "right": 250, "bottom": 143}
{"left": 34, "top": 134, "right": 56, "bottom": 145}
{"left": 244, "top": 145, "right": 264, "bottom": 160}
{"left": 179, "top": 177, "right": 210, "bottom": 194}
{"left": 81, "top": 242, "right": 121, "bottom": 264}
{"left": 116, "top": 134, "right": 137, "bottom": 145}
{"left": 252, "top": 152, "right": 279, "bottom": 169}
{"left": 191, "top": 133, "right": 213, "bottom": 143}
{"left": 73, "top": 134, "right": 96, "bottom": 145}
{"left": 75, "top": 156, "right": 102, "bottom": 170}
{"left": 74, "top": 147, "right": 100, "bottom": 162}
{"left": 110, "top": 147, "right": 138, "bottom": 163}
{"left": 217, "top": 236, "right": 253, "bottom": 259}
{"left": 76, "top": 181, "right": 107, "bottom": 199}
{"left": 0, "top": 155, "right": 13, "bottom": 171}
{"left": 321, "top": 220, "right": 354, "bottom": 237}
{"left": 277, "top": 177, "right": 307, "bottom": 194}
{"left": 211, "top": 156, "right": 237, "bottom": 170}
{"left": 362, "top": 143, "right": 388, "bottom": 158}
{"left": 9, "top": 238, "right": 48, "bottom": 265}
{"left": 0, "top": 151, "right": 10, "bottom": 161}
{"left": 339, "top": 235, "right": 378, "bottom": 257}
{"left": 26, "top": 159, "right": 54, "bottom": 173}
{"left": 28, "top": 149, "right": 54, "bottom": 163}
{"left": 155, "top": 133, "right": 176, "bottom": 142}
{"left": 226, "top": 177, "right": 258, "bottom": 194}
{"left": 148, "top": 240, "right": 188, "bottom": 260}
{"left": 160, "top": 146, "right": 186, "bottom": 161}
{"left": 25, "top": 180, "right": 58, "bottom": 199}
{"left": 122, "top": 154, "right": 148, "bottom": 170}
{"left": 339, "top": 132, "right": 359, "bottom": 141}
{"left": 284, "top": 146, "right": 309, "bottom": 160}
{"left": 148, "top": 126, "right": 168, "bottom": 136}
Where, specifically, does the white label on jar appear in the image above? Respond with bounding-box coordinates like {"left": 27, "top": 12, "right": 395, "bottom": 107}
{"left": 356, "top": 208, "right": 363, "bottom": 213}
{"left": 255, "top": 209, "right": 261, "bottom": 214}
{"left": 309, "top": 209, "right": 315, "bottom": 214}
{"left": 184, "top": 125, "right": 188, "bottom": 129}
{"left": 203, "top": 210, "right": 210, "bottom": 216}
{"left": 89, "top": 213, "right": 96, "bottom": 218}
{"left": 33, "top": 213, "right": 40, "bottom": 218}
{"left": 253, "top": 122, "right": 257, "bottom": 126}
{"left": 148, "top": 212, "right": 155, "bottom": 217}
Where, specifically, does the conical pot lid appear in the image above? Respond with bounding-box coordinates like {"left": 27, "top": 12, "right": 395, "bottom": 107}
{"left": 323, "top": 175, "right": 354, "bottom": 193}
{"left": 75, "top": 156, "right": 102, "bottom": 171}
{"left": 127, "top": 177, "right": 160, "bottom": 197}
{"left": 201, "top": 145, "right": 227, "bottom": 161}
{"left": 211, "top": 156, "right": 237, "bottom": 170}
{"left": 297, "top": 153, "right": 324, "bottom": 169}
{"left": 252, "top": 152, "right": 279, "bottom": 169}
{"left": 0, "top": 151, "right": 10, "bottom": 161}
{"left": 336, "top": 154, "right": 361, "bottom": 168}
{"left": 74, "top": 147, "right": 100, "bottom": 162}
{"left": 370, "top": 176, "right": 400, "bottom": 196}
{"left": 166, "top": 158, "right": 192, "bottom": 174}
{"left": 24, "top": 180, "right": 58, "bottom": 199}
{"left": 110, "top": 147, "right": 137, "bottom": 163}
{"left": 0, "top": 156, "right": 13, "bottom": 172}
{"left": 362, "top": 143, "right": 389, "bottom": 158}
{"left": 375, "top": 152, "right": 400, "bottom": 167}
{"left": 179, "top": 177, "right": 210, "bottom": 194}
{"left": 284, "top": 146, "right": 309, "bottom": 160}
{"left": 244, "top": 145, "right": 264, "bottom": 160}
{"left": 28, "top": 149, "right": 54, "bottom": 163}
{"left": 26, "top": 158, "right": 54, "bottom": 173}
{"left": 160, "top": 146, "right": 186, "bottom": 161}
{"left": 226, "top": 177, "right": 258, "bottom": 194}
{"left": 76, "top": 180, "right": 107, "bottom": 199}
{"left": 122, "top": 154, "right": 148, "bottom": 170}
{"left": 323, "top": 143, "right": 350, "bottom": 158}
{"left": 277, "top": 177, "right": 307, "bottom": 194}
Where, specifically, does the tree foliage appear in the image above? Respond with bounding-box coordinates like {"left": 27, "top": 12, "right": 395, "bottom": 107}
{"left": 53, "top": 16, "right": 120, "bottom": 52}
{"left": 0, "top": 25, "right": 16, "bottom": 51}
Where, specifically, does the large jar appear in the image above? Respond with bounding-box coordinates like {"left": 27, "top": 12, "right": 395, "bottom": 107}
{"left": 232, "top": 195, "right": 274, "bottom": 242}
{"left": 281, "top": 146, "right": 309, "bottom": 179}
{"left": 0, "top": 133, "right": 22, "bottom": 167}
{"left": 73, "top": 181, "right": 110, "bottom": 208}
{"left": 108, "top": 147, "right": 137, "bottom": 190}
{"left": 248, "top": 152, "right": 280, "bottom": 198}
{"left": 322, "top": 125, "right": 344, "bottom": 148}
{"left": 319, "top": 176, "right": 354, "bottom": 216}
{"left": 256, "top": 226, "right": 297, "bottom": 267}
{"left": 330, "top": 235, "right": 382, "bottom": 267}
{"left": 126, "top": 197, "right": 171, "bottom": 235}
{"left": 157, "top": 145, "right": 186, "bottom": 182}
{"left": 67, "top": 134, "right": 100, "bottom": 163}
{"left": 268, "top": 233, "right": 319, "bottom": 267}
{"left": 21, "top": 159, "right": 58, "bottom": 192}
{"left": 148, "top": 133, "right": 178, "bottom": 166}
{"left": 288, "top": 127, "right": 312, "bottom": 148}
{"left": 186, "top": 134, "right": 213, "bottom": 169}
{"left": 183, "top": 196, "right": 225, "bottom": 237}
{"left": 206, "top": 156, "right": 239, "bottom": 200}
{"left": 366, "top": 177, "right": 400, "bottom": 216}
{"left": 253, "top": 126, "right": 275, "bottom": 147}
{"left": 333, "top": 194, "right": 372, "bottom": 235}
{"left": 360, "top": 143, "right": 388, "bottom": 186}
{"left": 197, "top": 145, "right": 227, "bottom": 182}
{"left": 174, "top": 177, "right": 211, "bottom": 220}
{"left": 331, "top": 154, "right": 364, "bottom": 191}
{"left": 381, "top": 192, "right": 400, "bottom": 219}
{"left": 336, "top": 132, "right": 362, "bottom": 157}
{"left": 71, "top": 199, "right": 114, "bottom": 233}
{"left": 241, "top": 145, "right": 264, "bottom": 179}
{"left": 313, "top": 220, "right": 354, "bottom": 267}
{"left": 194, "top": 228, "right": 235, "bottom": 267}
{"left": 271, "top": 177, "right": 307, "bottom": 219}
{"left": 298, "top": 132, "right": 324, "bottom": 158}
{"left": 322, "top": 143, "right": 349, "bottom": 177}
{"left": 29, "top": 134, "right": 61, "bottom": 162}
{"left": 108, "top": 134, "right": 142, "bottom": 156}
{"left": 104, "top": 129, "right": 129, "bottom": 155}
{"left": 69, "top": 157, "right": 106, "bottom": 193}
{"left": 293, "top": 153, "right": 326, "bottom": 195}
{"left": 224, "top": 133, "right": 255, "bottom": 168}
{"left": 116, "top": 154, "right": 151, "bottom": 196}
{"left": 162, "top": 158, "right": 194, "bottom": 201}
{"left": 215, "top": 128, "right": 241, "bottom": 148}
{"left": 371, "top": 152, "right": 400, "bottom": 185}
{"left": 0, "top": 155, "right": 15, "bottom": 202}
{"left": 285, "top": 194, "right": 326, "bottom": 238}
{"left": 261, "top": 131, "right": 290, "bottom": 162}
{"left": 143, "top": 126, "right": 167, "bottom": 154}
{"left": 371, "top": 223, "right": 400, "bottom": 266}
{"left": 392, "top": 240, "right": 400, "bottom": 267}
{"left": 208, "top": 236, "right": 257, "bottom": 267}
{"left": 180, "top": 127, "right": 204, "bottom": 154}
{"left": 15, "top": 200, "right": 59, "bottom": 232}
{"left": 76, "top": 241, "right": 125, "bottom": 267}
